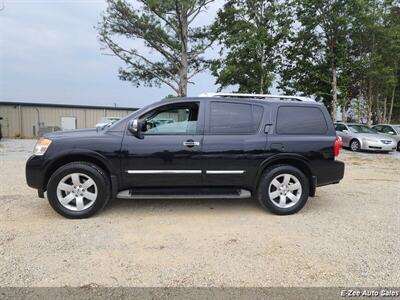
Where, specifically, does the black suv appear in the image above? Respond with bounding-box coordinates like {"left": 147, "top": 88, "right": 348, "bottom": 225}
{"left": 26, "top": 95, "right": 345, "bottom": 218}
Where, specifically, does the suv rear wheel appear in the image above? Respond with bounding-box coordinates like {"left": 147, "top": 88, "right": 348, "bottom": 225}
{"left": 258, "top": 165, "right": 309, "bottom": 215}
{"left": 47, "top": 162, "right": 111, "bottom": 219}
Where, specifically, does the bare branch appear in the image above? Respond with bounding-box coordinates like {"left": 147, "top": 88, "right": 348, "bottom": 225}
{"left": 102, "top": 36, "right": 179, "bottom": 93}
{"left": 188, "top": 1, "right": 214, "bottom": 25}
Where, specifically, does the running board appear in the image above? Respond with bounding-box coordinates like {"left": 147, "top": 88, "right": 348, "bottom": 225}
{"left": 116, "top": 188, "right": 252, "bottom": 200}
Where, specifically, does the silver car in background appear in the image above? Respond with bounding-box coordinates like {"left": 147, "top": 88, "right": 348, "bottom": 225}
{"left": 334, "top": 123, "right": 397, "bottom": 152}
{"left": 372, "top": 124, "right": 400, "bottom": 151}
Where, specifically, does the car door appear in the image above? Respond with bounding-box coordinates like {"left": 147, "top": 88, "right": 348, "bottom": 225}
{"left": 120, "top": 101, "right": 205, "bottom": 187}
{"left": 201, "top": 100, "right": 267, "bottom": 188}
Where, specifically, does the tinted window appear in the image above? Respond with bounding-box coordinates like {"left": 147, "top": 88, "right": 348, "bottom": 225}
{"left": 348, "top": 125, "right": 377, "bottom": 134}
{"left": 382, "top": 126, "right": 395, "bottom": 134}
{"left": 141, "top": 103, "right": 199, "bottom": 135}
{"left": 276, "top": 106, "right": 328, "bottom": 134}
{"left": 335, "top": 124, "right": 347, "bottom": 131}
{"left": 209, "top": 102, "right": 263, "bottom": 134}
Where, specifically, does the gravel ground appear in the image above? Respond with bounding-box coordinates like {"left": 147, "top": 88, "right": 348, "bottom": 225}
{"left": 0, "top": 139, "right": 399, "bottom": 287}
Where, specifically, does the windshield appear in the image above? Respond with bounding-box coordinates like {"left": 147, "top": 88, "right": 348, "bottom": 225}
{"left": 348, "top": 125, "right": 378, "bottom": 134}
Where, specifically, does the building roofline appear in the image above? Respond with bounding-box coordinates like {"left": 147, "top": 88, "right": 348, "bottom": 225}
{"left": 0, "top": 101, "right": 138, "bottom": 111}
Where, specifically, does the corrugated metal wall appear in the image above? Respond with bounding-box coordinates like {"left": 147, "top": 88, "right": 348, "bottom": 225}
{"left": 0, "top": 104, "right": 135, "bottom": 138}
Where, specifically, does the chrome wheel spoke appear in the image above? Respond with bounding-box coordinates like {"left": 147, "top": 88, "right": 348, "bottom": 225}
{"left": 279, "top": 195, "right": 286, "bottom": 206}
{"left": 271, "top": 179, "right": 281, "bottom": 189}
{"left": 82, "top": 178, "right": 95, "bottom": 189}
{"left": 60, "top": 193, "right": 75, "bottom": 205}
{"left": 286, "top": 192, "right": 298, "bottom": 202}
{"left": 269, "top": 190, "right": 280, "bottom": 199}
{"left": 71, "top": 174, "right": 81, "bottom": 186}
{"left": 283, "top": 174, "right": 291, "bottom": 186}
{"left": 75, "top": 196, "right": 84, "bottom": 210}
{"left": 58, "top": 182, "right": 73, "bottom": 193}
{"left": 288, "top": 182, "right": 301, "bottom": 191}
{"left": 84, "top": 191, "right": 96, "bottom": 201}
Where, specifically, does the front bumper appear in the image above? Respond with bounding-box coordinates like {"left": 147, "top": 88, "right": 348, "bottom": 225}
{"left": 361, "top": 140, "right": 396, "bottom": 151}
{"left": 26, "top": 155, "right": 46, "bottom": 197}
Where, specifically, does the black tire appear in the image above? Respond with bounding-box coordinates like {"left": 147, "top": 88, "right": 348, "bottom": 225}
{"left": 257, "top": 164, "right": 309, "bottom": 215}
{"left": 47, "top": 161, "right": 111, "bottom": 219}
{"left": 350, "top": 139, "right": 361, "bottom": 152}
{"left": 397, "top": 142, "right": 400, "bottom": 152}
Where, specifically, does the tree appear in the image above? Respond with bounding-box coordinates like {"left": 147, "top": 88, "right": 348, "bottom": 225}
{"left": 279, "top": 0, "right": 355, "bottom": 120}
{"left": 98, "top": 0, "right": 214, "bottom": 97}
{"left": 347, "top": 0, "right": 400, "bottom": 124}
{"left": 210, "top": 0, "right": 290, "bottom": 94}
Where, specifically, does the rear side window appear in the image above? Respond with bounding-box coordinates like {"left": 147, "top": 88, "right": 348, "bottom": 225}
{"left": 276, "top": 106, "right": 328, "bottom": 134}
{"left": 335, "top": 124, "right": 347, "bottom": 131}
{"left": 209, "top": 102, "right": 264, "bottom": 134}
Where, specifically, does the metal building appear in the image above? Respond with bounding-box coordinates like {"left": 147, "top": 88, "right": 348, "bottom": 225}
{"left": 0, "top": 101, "right": 138, "bottom": 138}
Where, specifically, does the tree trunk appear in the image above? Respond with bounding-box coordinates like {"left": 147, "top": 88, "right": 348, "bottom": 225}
{"left": 260, "top": 44, "right": 265, "bottom": 94}
{"left": 388, "top": 85, "right": 396, "bottom": 123}
{"left": 331, "top": 62, "right": 337, "bottom": 121}
{"left": 367, "top": 79, "right": 373, "bottom": 125}
{"left": 342, "top": 104, "right": 347, "bottom": 122}
{"left": 178, "top": 5, "right": 188, "bottom": 97}
{"left": 382, "top": 96, "right": 387, "bottom": 123}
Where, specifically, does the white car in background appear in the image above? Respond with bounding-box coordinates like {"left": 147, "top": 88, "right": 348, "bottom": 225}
{"left": 334, "top": 123, "right": 397, "bottom": 152}
{"left": 95, "top": 117, "right": 121, "bottom": 129}
{"left": 371, "top": 124, "right": 400, "bottom": 151}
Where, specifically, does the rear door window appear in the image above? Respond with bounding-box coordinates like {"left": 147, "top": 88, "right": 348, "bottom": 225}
{"left": 209, "top": 102, "right": 264, "bottom": 134}
{"left": 276, "top": 106, "right": 328, "bottom": 135}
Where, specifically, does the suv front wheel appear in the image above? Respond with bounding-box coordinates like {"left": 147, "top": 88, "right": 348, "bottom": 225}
{"left": 47, "top": 162, "right": 111, "bottom": 219}
{"left": 258, "top": 165, "right": 309, "bottom": 215}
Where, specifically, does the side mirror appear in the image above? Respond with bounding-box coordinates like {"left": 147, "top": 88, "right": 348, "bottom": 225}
{"left": 342, "top": 130, "right": 349, "bottom": 134}
{"left": 128, "top": 119, "right": 143, "bottom": 138}
{"left": 388, "top": 131, "right": 395, "bottom": 135}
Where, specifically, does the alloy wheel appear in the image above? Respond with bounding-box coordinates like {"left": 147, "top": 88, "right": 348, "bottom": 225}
{"left": 350, "top": 140, "right": 360, "bottom": 151}
{"left": 268, "top": 173, "right": 302, "bottom": 209}
{"left": 56, "top": 173, "right": 98, "bottom": 211}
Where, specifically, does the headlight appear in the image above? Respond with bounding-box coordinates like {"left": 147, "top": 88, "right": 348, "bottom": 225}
{"left": 33, "top": 138, "right": 52, "bottom": 156}
{"left": 362, "top": 137, "right": 377, "bottom": 143}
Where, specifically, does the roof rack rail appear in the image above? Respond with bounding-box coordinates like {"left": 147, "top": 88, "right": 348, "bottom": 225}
{"left": 198, "top": 92, "right": 315, "bottom": 102}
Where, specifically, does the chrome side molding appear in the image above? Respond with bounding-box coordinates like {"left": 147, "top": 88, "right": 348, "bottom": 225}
{"left": 126, "top": 170, "right": 201, "bottom": 174}
{"left": 206, "top": 170, "right": 245, "bottom": 174}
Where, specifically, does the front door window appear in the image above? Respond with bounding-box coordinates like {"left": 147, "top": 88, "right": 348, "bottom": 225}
{"left": 141, "top": 103, "right": 199, "bottom": 135}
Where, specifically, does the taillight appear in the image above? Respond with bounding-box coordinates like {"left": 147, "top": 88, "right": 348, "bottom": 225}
{"left": 334, "top": 136, "right": 343, "bottom": 157}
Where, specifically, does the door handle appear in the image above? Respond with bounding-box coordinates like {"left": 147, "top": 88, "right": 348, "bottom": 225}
{"left": 183, "top": 140, "right": 200, "bottom": 147}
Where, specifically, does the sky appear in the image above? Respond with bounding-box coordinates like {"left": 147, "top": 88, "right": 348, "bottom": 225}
{"left": 0, "top": 0, "right": 227, "bottom": 108}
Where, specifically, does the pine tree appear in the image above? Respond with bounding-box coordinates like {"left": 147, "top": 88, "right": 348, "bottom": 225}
{"left": 99, "top": 0, "right": 214, "bottom": 97}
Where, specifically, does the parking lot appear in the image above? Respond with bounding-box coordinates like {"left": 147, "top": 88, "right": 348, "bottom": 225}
{"left": 0, "top": 139, "right": 399, "bottom": 287}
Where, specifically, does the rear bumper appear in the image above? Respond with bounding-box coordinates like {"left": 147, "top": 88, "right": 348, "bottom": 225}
{"left": 315, "top": 160, "right": 345, "bottom": 187}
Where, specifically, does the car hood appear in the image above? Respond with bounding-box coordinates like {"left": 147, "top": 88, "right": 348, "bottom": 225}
{"left": 43, "top": 128, "right": 100, "bottom": 140}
